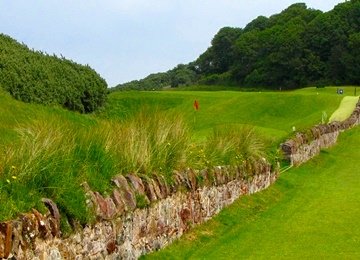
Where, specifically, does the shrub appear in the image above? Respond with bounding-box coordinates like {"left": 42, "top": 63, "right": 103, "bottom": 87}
{"left": 0, "top": 34, "right": 108, "bottom": 113}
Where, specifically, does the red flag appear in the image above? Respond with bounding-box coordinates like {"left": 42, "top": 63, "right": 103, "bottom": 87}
{"left": 194, "top": 100, "right": 199, "bottom": 110}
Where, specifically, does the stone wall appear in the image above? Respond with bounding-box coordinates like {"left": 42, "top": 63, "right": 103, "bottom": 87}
{"left": 280, "top": 98, "right": 360, "bottom": 166}
{"left": 1, "top": 160, "right": 279, "bottom": 259}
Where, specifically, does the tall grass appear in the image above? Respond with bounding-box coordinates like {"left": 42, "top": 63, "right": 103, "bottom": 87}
{"left": 104, "top": 105, "right": 191, "bottom": 175}
{"left": 0, "top": 106, "right": 195, "bottom": 223}
{"left": 189, "top": 124, "right": 272, "bottom": 170}
{"left": 0, "top": 118, "right": 91, "bottom": 224}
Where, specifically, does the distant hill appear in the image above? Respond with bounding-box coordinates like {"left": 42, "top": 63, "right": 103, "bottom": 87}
{"left": 111, "top": 1, "right": 360, "bottom": 92}
{"left": 0, "top": 34, "right": 108, "bottom": 113}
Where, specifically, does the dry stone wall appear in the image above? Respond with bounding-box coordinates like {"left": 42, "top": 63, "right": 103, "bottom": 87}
{"left": 280, "top": 98, "right": 360, "bottom": 166}
{"left": 0, "top": 161, "right": 279, "bottom": 259}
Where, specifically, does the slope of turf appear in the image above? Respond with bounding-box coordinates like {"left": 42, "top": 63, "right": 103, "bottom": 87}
{"left": 103, "top": 87, "right": 354, "bottom": 142}
{"left": 329, "top": 96, "right": 359, "bottom": 122}
{"left": 0, "top": 90, "right": 95, "bottom": 147}
{"left": 144, "top": 126, "right": 360, "bottom": 259}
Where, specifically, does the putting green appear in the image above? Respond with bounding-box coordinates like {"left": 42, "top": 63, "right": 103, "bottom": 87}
{"left": 329, "top": 96, "right": 359, "bottom": 122}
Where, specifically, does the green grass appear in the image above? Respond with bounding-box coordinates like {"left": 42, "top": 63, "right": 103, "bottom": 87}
{"left": 144, "top": 126, "right": 360, "bottom": 259}
{"left": 103, "top": 87, "right": 356, "bottom": 142}
{"left": 329, "top": 96, "right": 359, "bottom": 122}
{"left": 0, "top": 86, "right": 357, "bottom": 228}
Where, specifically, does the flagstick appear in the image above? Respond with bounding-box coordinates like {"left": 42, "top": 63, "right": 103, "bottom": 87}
{"left": 194, "top": 109, "right": 196, "bottom": 132}
{"left": 193, "top": 104, "right": 196, "bottom": 132}
{"left": 193, "top": 100, "right": 199, "bottom": 132}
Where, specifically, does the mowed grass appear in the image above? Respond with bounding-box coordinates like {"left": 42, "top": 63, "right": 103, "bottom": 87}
{"left": 329, "top": 96, "right": 359, "bottom": 122}
{"left": 144, "top": 126, "right": 360, "bottom": 259}
{"left": 104, "top": 86, "right": 356, "bottom": 142}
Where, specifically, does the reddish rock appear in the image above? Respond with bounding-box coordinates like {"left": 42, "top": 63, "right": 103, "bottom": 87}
{"left": 172, "top": 170, "right": 182, "bottom": 187}
{"left": 222, "top": 166, "right": 230, "bottom": 182}
{"left": 180, "top": 207, "right": 192, "bottom": 232}
{"left": 112, "top": 175, "right": 136, "bottom": 211}
{"left": 139, "top": 224, "right": 147, "bottom": 238}
{"left": 111, "top": 189, "right": 125, "bottom": 216}
{"left": 0, "top": 221, "right": 13, "bottom": 258}
{"left": 180, "top": 208, "right": 191, "bottom": 224}
{"left": 32, "top": 208, "right": 50, "bottom": 239}
{"left": 280, "top": 139, "right": 297, "bottom": 160}
{"left": 47, "top": 217, "right": 60, "bottom": 239}
{"left": 163, "top": 175, "right": 171, "bottom": 195}
{"left": 41, "top": 198, "right": 61, "bottom": 238}
{"left": 143, "top": 177, "right": 158, "bottom": 202}
{"left": 310, "top": 126, "right": 321, "bottom": 139}
{"left": 106, "top": 240, "right": 116, "bottom": 254}
{"left": 126, "top": 174, "right": 145, "bottom": 195}
{"left": 94, "top": 192, "right": 108, "bottom": 218}
{"left": 104, "top": 196, "right": 117, "bottom": 220}
{"left": 19, "top": 213, "right": 38, "bottom": 250}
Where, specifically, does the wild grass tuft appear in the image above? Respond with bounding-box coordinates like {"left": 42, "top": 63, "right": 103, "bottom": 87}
{"left": 188, "top": 124, "right": 271, "bottom": 169}
{"left": 98, "top": 105, "right": 191, "bottom": 175}
{"left": 0, "top": 118, "right": 91, "bottom": 224}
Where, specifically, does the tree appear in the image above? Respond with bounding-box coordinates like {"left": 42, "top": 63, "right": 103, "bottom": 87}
{"left": 170, "top": 64, "right": 197, "bottom": 88}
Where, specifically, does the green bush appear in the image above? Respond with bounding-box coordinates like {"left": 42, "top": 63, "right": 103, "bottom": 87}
{"left": 0, "top": 34, "right": 108, "bottom": 113}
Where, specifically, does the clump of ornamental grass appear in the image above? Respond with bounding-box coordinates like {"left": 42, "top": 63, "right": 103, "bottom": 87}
{"left": 0, "top": 118, "right": 91, "bottom": 224}
{"left": 102, "top": 105, "right": 191, "bottom": 176}
{"left": 188, "top": 124, "right": 272, "bottom": 169}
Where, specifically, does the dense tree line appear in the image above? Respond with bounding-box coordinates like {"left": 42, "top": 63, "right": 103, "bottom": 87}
{"left": 110, "top": 63, "right": 197, "bottom": 92}
{"left": 112, "top": 1, "right": 360, "bottom": 91}
{"left": 0, "top": 34, "right": 108, "bottom": 113}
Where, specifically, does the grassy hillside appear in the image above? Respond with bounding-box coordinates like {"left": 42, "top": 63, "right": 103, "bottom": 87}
{"left": 102, "top": 86, "right": 354, "bottom": 142}
{"left": 144, "top": 122, "right": 360, "bottom": 259}
{"left": 0, "top": 86, "right": 357, "bottom": 227}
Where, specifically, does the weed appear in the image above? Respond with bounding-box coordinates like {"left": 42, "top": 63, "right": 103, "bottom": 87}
{"left": 135, "top": 193, "right": 149, "bottom": 209}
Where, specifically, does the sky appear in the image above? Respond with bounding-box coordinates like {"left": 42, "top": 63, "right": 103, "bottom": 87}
{"left": 0, "top": 0, "right": 343, "bottom": 87}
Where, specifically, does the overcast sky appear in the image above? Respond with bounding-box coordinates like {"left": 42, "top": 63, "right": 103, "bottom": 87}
{"left": 0, "top": 0, "right": 342, "bottom": 87}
